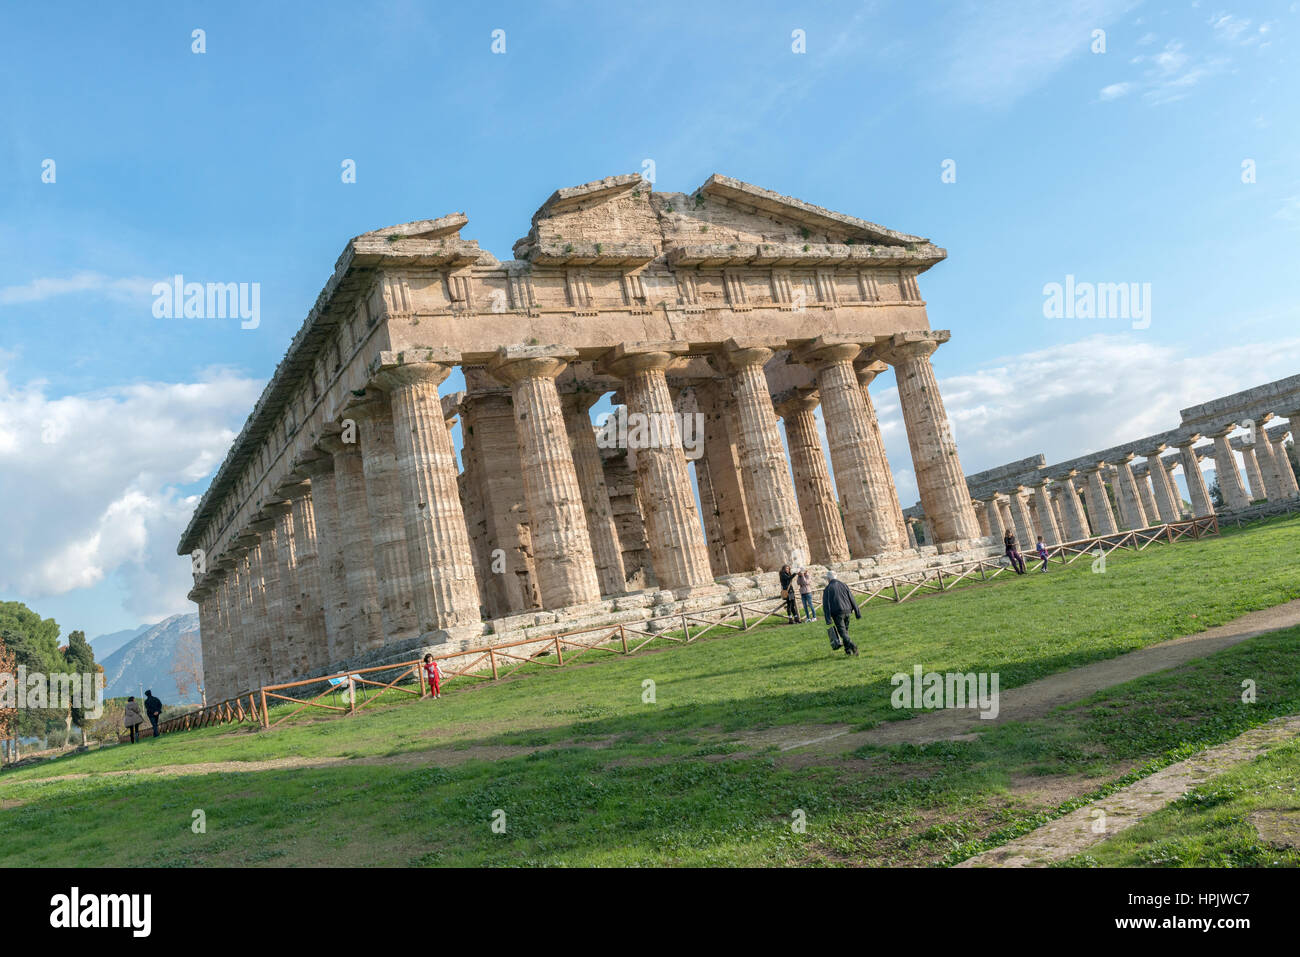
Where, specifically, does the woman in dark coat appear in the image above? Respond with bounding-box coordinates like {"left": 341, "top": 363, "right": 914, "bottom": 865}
{"left": 778, "top": 564, "right": 802, "bottom": 624}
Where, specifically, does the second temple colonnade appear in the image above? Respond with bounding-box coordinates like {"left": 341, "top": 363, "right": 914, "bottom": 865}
{"left": 905, "top": 373, "right": 1300, "bottom": 547}
{"left": 181, "top": 175, "right": 991, "bottom": 700}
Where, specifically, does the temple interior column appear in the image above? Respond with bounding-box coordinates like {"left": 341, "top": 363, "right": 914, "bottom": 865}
{"left": 563, "top": 391, "right": 629, "bottom": 596}
{"left": 719, "top": 341, "right": 810, "bottom": 570}
{"left": 692, "top": 452, "right": 731, "bottom": 578}
{"left": 1211, "top": 429, "right": 1251, "bottom": 512}
{"left": 488, "top": 347, "right": 602, "bottom": 610}
{"left": 776, "top": 392, "right": 850, "bottom": 566}
{"left": 1112, "top": 456, "right": 1149, "bottom": 530}
{"left": 600, "top": 345, "right": 714, "bottom": 592}
{"left": 982, "top": 495, "right": 1006, "bottom": 541}
{"left": 1251, "top": 427, "right": 1286, "bottom": 501}
{"left": 347, "top": 396, "right": 421, "bottom": 643}
{"left": 878, "top": 332, "right": 980, "bottom": 545}
{"left": 695, "top": 379, "right": 756, "bottom": 573}
{"left": 1133, "top": 469, "right": 1159, "bottom": 524}
{"left": 974, "top": 500, "right": 991, "bottom": 537}
{"left": 375, "top": 358, "right": 485, "bottom": 631}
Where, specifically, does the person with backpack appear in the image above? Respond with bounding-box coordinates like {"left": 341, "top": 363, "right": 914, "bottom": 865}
{"left": 144, "top": 689, "right": 163, "bottom": 738}
{"left": 778, "top": 563, "right": 802, "bottom": 624}
{"left": 422, "top": 654, "right": 443, "bottom": 699}
{"left": 123, "top": 696, "right": 145, "bottom": 743}
{"left": 820, "top": 570, "right": 859, "bottom": 657}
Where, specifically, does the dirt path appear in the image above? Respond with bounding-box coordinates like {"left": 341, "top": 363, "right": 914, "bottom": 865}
{"left": 776, "top": 599, "right": 1300, "bottom": 760}
{"left": 956, "top": 713, "right": 1300, "bottom": 867}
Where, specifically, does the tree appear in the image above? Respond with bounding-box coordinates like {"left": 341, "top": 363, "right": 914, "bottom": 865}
{"left": 1209, "top": 480, "right": 1224, "bottom": 510}
{"left": 0, "top": 602, "right": 67, "bottom": 745}
{"left": 170, "top": 632, "right": 206, "bottom": 706}
{"left": 61, "top": 630, "right": 99, "bottom": 747}
{"left": 0, "top": 631, "right": 16, "bottom": 763}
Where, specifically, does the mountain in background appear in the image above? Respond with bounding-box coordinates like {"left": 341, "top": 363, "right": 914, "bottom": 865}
{"left": 89, "top": 622, "right": 152, "bottom": 659}
{"left": 98, "top": 613, "right": 202, "bottom": 705}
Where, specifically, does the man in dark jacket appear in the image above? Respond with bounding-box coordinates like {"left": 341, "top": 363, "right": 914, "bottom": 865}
{"left": 144, "top": 689, "right": 163, "bottom": 738}
{"left": 821, "top": 570, "right": 859, "bottom": 656}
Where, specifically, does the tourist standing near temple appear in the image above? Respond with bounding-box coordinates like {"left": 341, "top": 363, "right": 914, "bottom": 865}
{"left": 821, "top": 570, "right": 860, "bottom": 656}
{"left": 779, "top": 564, "right": 802, "bottom": 624}
{"left": 797, "top": 568, "right": 816, "bottom": 621}
{"left": 1035, "top": 536, "right": 1050, "bottom": 573}
{"left": 1004, "top": 529, "right": 1026, "bottom": 575}
{"left": 423, "top": 654, "right": 442, "bottom": 699}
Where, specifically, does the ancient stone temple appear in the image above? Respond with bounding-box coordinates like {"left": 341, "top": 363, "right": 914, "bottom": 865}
{"left": 179, "top": 173, "right": 987, "bottom": 700}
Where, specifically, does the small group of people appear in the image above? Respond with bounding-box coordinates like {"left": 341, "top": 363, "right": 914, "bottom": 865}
{"left": 779, "top": 563, "right": 860, "bottom": 657}
{"left": 779, "top": 563, "right": 818, "bottom": 624}
{"left": 122, "top": 690, "right": 164, "bottom": 743}
{"left": 1003, "top": 529, "right": 1050, "bottom": 575}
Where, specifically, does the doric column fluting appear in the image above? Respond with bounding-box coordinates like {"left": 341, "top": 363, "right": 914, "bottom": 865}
{"left": 1031, "top": 481, "right": 1061, "bottom": 545}
{"left": 1270, "top": 430, "right": 1299, "bottom": 498}
{"left": 694, "top": 379, "right": 756, "bottom": 574}
{"left": 294, "top": 454, "right": 351, "bottom": 664}
{"left": 600, "top": 346, "right": 713, "bottom": 592}
{"left": 1140, "top": 449, "right": 1181, "bottom": 523}
{"left": 982, "top": 495, "right": 1006, "bottom": 541}
{"left": 1082, "top": 466, "right": 1119, "bottom": 535}
{"left": 1052, "top": 474, "right": 1090, "bottom": 540}
{"left": 877, "top": 333, "right": 980, "bottom": 545}
{"left": 776, "top": 392, "right": 851, "bottom": 566}
{"left": 247, "top": 517, "right": 287, "bottom": 683}
{"left": 1134, "top": 471, "right": 1159, "bottom": 524}
{"left": 231, "top": 545, "right": 255, "bottom": 693}
{"left": 347, "top": 396, "right": 420, "bottom": 643}
{"left": 318, "top": 433, "right": 385, "bottom": 654}
{"left": 1210, "top": 429, "right": 1251, "bottom": 512}
{"left": 562, "top": 391, "right": 628, "bottom": 597}
{"left": 1112, "top": 456, "right": 1149, "bottom": 529}
{"left": 486, "top": 347, "right": 601, "bottom": 610}
{"left": 281, "top": 483, "right": 331, "bottom": 673}
{"left": 1177, "top": 440, "right": 1215, "bottom": 517}
{"left": 373, "top": 358, "right": 485, "bottom": 631}
{"left": 1007, "top": 487, "right": 1036, "bottom": 546}
{"left": 1235, "top": 441, "right": 1266, "bottom": 501}
{"left": 719, "top": 342, "right": 810, "bottom": 570}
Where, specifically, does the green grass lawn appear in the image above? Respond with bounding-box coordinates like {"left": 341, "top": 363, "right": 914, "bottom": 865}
{"left": 1, "top": 513, "right": 1298, "bottom": 866}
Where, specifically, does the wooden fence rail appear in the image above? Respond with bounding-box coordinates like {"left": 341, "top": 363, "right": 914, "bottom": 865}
{"left": 147, "top": 515, "right": 1221, "bottom": 736}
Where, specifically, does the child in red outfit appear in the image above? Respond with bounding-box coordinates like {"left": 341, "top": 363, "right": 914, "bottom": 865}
{"left": 423, "top": 654, "right": 442, "bottom": 699}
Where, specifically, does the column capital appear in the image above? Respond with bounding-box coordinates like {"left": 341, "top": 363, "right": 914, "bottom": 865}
{"left": 792, "top": 334, "right": 865, "bottom": 370}
{"left": 596, "top": 341, "right": 688, "bottom": 378}
{"left": 773, "top": 390, "right": 820, "bottom": 418}
{"left": 854, "top": 358, "right": 890, "bottom": 387}
{"left": 876, "top": 329, "right": 951, "bottom": 365}
{"left": 276, "top": 480, "right": 312, "bottom": 500}
{"left": 316, "top": 432, "right": 353, "bottom": 456}
{"left": 487, "top": 344, "right": 578, "bottom": 385}
{"left": 369, "top": 348, "right": 459, "bottom": 392}
{"left": 340, "top": 393, "right": 388, "bottom": 423}
{"left": 1134, "top": 444, "right": 1167, "bottom": 459}
{"left": 717, "top": 337, "right": 778, "bottom": 371}
{"left": 293, "top": 449, "right": 334, "bottom": 479}
{"left": 248, "top": 516, "right": 276, "bottom": 535}
{"left": 1080, "top": 462, "right": 1108, "bottom": 475}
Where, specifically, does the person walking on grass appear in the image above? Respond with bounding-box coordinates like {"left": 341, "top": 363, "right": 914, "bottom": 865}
{"left": 423, "top": 654, "right": 442, "bottom": 699}
{"left": 123, "top": 696, "right": 144, "bottom": 743}
{"left": 821, "top": 570, "right": 859, "bottom": 657}
{"left": 797, "top": 567, "right": 816, "bottom": 622}
{"left": 1035, "top": 536, "right": 1050, "bottom": 573}
{"left": 779, "top": 563, "right": 802, "bottom": 624}
{"left": 144, "top": 688, "right": 163, "bottom": 738}
{"left": 1003, "top": 528, "right": 1026, "bottom": 575}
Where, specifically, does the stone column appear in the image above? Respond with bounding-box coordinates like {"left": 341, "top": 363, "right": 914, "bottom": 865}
{"left": 266, "top": 501, "right": 300, "bottom": 681}
{"left": 795, "top": 338, "right": 908, "bottom": 556}
{"left": 1249, "top": 429, "right": 1285, "bottom": 501}
{"left": 1134, "top": 470, "right": 1159, "bottom": 525}
{"left": 209, "top": 568, "right": 233, "bottom": 699}
{"left": 231, "top": 545, "right": 255, "bottom": 693}
{"left": 1052, "top": 474, "right": 1090, "bottom": 540}
{"left": 1234, "top": 439, "right": 1266, "bottom": 501}
{"left": 974, "top": 500, "right": 991, "bottom": 537}
{"left": 1031, "top": 481, "right": 1060, "bottom": 545}
{"left": 1210, "top": 428, "right": 1251, "bottom": 512}
{"left": 982, "top": 495, "right": 1006, "bottom": 541}
{"left": 1111, "top": 455, "right": 1149, "bottom": 529}
{"left": 693, "top": 453, "right": 730, "bottom": 578}
{"left": 1081, "top": 465, "right": 1119, "bottom": 535}
{"left": 373, "top": 357, "right": 485, "bottom": 632}
{"left": 281, "top": 482, "right": 331, "bottom": 673}
{"left": 1269, "top": 430, "right": 1299, "bottom": 498}
{"left": 486, "top": 346, "right": 601, "bottom": 610}
{"left": 905, "top": 519, "right": 918, "bottom": 548}
{"left": 878, "top": 332, "right": 980, "bottom": 545}
{"left": 294, "top": 455, "right": 351, "bottom": 665}
{"left": 1007, "top": 487, "right": 1036, "bottom": 546}
{"left": 776, "top": 392, "right": 850, "bottom": 566}
{"left": 599, "top": 345, "right": 714, "bottom": 592}
{"left": 319, "top": 433, "right": 385, "bottom": 654}
{"left": 562, "top": 392, "right": 627, "bottom": 597}
{"left": 1177, "top": 440, "right": 1215, "bottom": 517}
{"left": 718, "top": 341, "right": 810, "bottom": 570}
{"left": 247, "top": 517, "right": 287, "bottom": 682}
{"left": 192, "top": 583, "right": 217, "bottom": 701}
{"left": 695, "top": 379, "right": 756, "bottom": 573}
{"left": 347, "top": 396, "right": 420, "bottom": 643}
{"left": 1139, "top": 449, "right": 1180, "bottom": 523}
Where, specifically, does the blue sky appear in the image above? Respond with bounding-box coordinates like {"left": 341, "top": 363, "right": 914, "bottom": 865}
{"left": 2, "top": 1, "right": 1298, "bottom": 638}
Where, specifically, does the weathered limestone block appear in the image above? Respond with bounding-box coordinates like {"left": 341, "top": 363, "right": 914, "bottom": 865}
{"left": 488, "top": 345, "right": 602, "bottom": 610}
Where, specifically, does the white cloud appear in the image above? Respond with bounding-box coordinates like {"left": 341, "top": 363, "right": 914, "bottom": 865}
{"left": 1098, "top": 81, "right": 1132, "bottom": 100}
{"left": 0, "top": 271, "right": 156, "bottom": 306}
{"left": 0, "top": 361, "right": 262, "bottom": 621}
